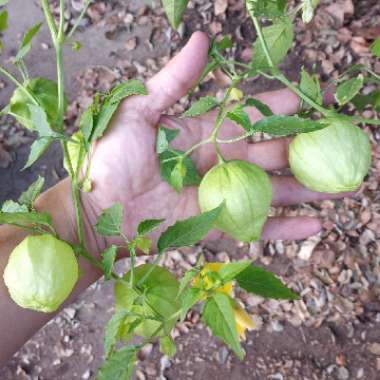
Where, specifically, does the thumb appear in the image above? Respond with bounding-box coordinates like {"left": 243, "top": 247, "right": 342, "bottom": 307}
{"left": 142, "top": 32, "right": 210, "bottom": 115}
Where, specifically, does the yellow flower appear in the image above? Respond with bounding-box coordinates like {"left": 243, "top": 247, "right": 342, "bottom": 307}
{"left": 193, "top": 262, "right": 233, "bottom": 296}
{"left": 234, "top": 304, "right": 255, "bottom": 340}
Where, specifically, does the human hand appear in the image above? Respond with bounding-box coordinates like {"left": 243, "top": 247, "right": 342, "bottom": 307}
{"left": 81, "top": 32, "right": 349, "bottom": 255}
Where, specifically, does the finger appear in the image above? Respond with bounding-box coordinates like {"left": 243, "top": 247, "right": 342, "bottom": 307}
{"left": 271, "top": 176, "right": 355, "bottom": 206}
{"left": 248, "top": 137, "right": 291, "bottom": 171}
{"left": 141, "top": 32, "right": 210, "bottom": 115}
{"left": 262, "top": 216, "right": 322, "bottom": 240}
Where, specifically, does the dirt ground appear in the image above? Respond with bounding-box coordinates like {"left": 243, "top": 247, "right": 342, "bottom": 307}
{"left": 0, "top": 0, "right": 380, "bottom": 379}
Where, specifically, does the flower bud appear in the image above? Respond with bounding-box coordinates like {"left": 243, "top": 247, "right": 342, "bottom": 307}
{"left": 198, "top": 160, "right": 272, "bottom": 242}
{"left": 3, "top": 234, "right": 79, "bottom": 313}
{"left": 289, "top": 120, "right": 371, "bottom": 193}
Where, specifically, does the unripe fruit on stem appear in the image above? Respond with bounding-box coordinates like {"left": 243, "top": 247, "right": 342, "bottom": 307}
{"left": 198, "top": 160, "right": 272, "bottom": 242}
{"left": 289, "top": 121, "right": 371, "bottom": 193}
{"left": 3, "top": 234, "right": 79, "bottom": 313}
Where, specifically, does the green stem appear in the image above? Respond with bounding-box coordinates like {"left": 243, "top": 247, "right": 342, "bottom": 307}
{"left": 217, "top": 130, "right": 254, "bottom": 144}
{"left": 67, "top": 0, "right": 92, "bottom": 39}
{"left": 41, "top": 0, "right": 58, "bottom": 44}
{"left": 0, "top": 66, "right": 38, "bottom": 105}
{"left": 252, "top": 15, "right": 332, "bottom": 118}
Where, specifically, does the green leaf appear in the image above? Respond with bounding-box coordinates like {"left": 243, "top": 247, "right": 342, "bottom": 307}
{"left": 104, "top": 309, "right": 130, "bottom": 357}
{"left": 202, "top": 293, "right": 244, "bottom": 359}
{"left": 251, "top": 18, "right": 294, "bottom": 70}
{"left": 79, "top": 105, "right": 95, "bottom": 144}
{"left": 64, "top": 131, "right": 86, "bottom": 177}
{"left": 18, "top": 175, "right": 45, "bottom": 207}
{"left": 134, "top": 236, "right": 151, "bottom": 254}
{"left": 157, "top": 203, "right": 224, "bottom": 254}
{"left": 90, "top": 100, "right": 118, "bottom": 142}
{"left": 160, "top": 335, "right": 177, "bottom": 357}
{"left": 132, "top": 264, "right": 181, "bottom": 320}
{"left": 245, "top": 98, "right": 273, "bottom": 117}
{"left": 177, "top": 268, "right": 199, "bottom": 299}
{"left": 27, "top": 104, "right": 57, "bottom": 137}
{"left": 161, "top": 0, "right": 190, "bottom": 29}
{"left": 246, "top": 0, "right": 287, "bottom": 19}
{"left": 335, "top": 75, "right": 364, "bottom": 106}
{"left": 0, "top": 10, "right": 8, "bottom": 32}
{"left": 15, "top": 22, "right": 42, "bottom": 62}
{"left": 156, "top": 126, "right": 179, "bottom": 154}
{"left": 97, "top": 346, "right": 137, "bottom": 380}
{"left": 180, "top": 287, "right": 204, "bottom": 321}
{"left": 183, "top": 96, "right": 219, "bottom": 117}
{"left": 137, "top": 218, "right": 165, "bottom": 235}
{"left": 218, "top": 261, "right": 252, "bottom": 282}
{"left": 1, "top": 200, "right": 28, "bottom": 213}
{"left": 252, "top": 115, "right": 324, "bottom": 136}
{"left": 109, "top": 80, "right": 147, "bottom": 104}
{"left": 96, "top": 203, "right": 124, "bottom": 236}
{"left": 23, "top": 137, "right": 53, "bottom": 170}
{"left": 301, "top": 0, "right": 320, "bottom": 23}
{"left": 236, "top": 265, "right": 299, "bottom": 300}
{"left": 351, "top": 90, "right": 380, "bottom": 112}
{"left": 0, "top": 211, "right": 52, "bottom": 229}
{"left": 371, "top": 36, "right": 380, "bottom": 58}
{"left": 299, "top": 68, "right": 322, "bottom": 107}
{"left": 159, "top": 149, "right": 201, "bottom": 188}
{"left": 226, "top": 105, "right": 251, "bottom": 132}
{"left": 101, "top": 245, "right": 118, "bottom": 280}
{"left": 170, "top": 159, "right": 186, "bottom": 193}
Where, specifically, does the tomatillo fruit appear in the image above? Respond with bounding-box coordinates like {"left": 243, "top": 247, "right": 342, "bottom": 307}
{"left": 3, "top": 234, "right": 79, "bottom": 313}
{"left": 198, "top": 160, "right": 272, "bottom": 242}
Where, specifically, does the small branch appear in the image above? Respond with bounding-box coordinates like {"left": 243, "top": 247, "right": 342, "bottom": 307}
{"left": 67, "top": 0, "right": 92, "bottom": 39}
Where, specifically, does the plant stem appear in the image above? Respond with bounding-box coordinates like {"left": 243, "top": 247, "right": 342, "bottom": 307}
{"left": 41, "top": 0, "right": 57, "bottom": 43}
{"left": 0, "top": 66, "right": 38, "bottom": 105}
{"left": 67, "top": 0, "right": 92, "bottom": 39}
{"left": 217, "top": 130, "right": 254, "bottom": 144}
{"left": 252, "top": 15, "right": 332, "bottom": 118}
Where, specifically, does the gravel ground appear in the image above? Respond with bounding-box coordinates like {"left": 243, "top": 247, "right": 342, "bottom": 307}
{"left": 0, "top": 0, "right": 379, "bottom": 379}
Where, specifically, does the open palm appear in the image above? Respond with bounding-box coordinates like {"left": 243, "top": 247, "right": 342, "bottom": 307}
{"left": 82, "top": 32, "right": 347, "bottom": 254}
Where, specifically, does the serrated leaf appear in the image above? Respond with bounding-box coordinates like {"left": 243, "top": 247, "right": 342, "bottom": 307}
{"left": 96, "top": 203, "right": 124, "bottom": 236}
{"left": 157, "top": 203, "right": 224, "bottom": 254}
{"left": 137, "top": 218, "right": 165, "bottom": 235}
{"left": 1, "top": 200, "right": 28, "bottom": 213}
{"left": 104, "top": 309, "right": 130, "bottom": 357}
{"left": 80, "top": 105, "right": 95, "bottom": 144}
{"left": 371, "top": 36, "right": 380, "bottom": 58}
{"left": 156, "top": 126, "right": 179, "bottom": 154}
{"left": 101, "top": 245, "right": 118, "bottom": 280}
{"left": 202, "top": 293, "right": 244, "bottom": 359}
{"left": 252, "top": 115, "right": 324, "bottom": 136}
{"left": 27, "top": 104, "right": 57, "bottom": 137}
{"left": 159, "top": 149, "right": 201, "bottom": 189}
{"left": 97, "top": 346, "right": 137, "bottom": 380}
{"left": 218, "top": 261, "right": 252, "bottom": 282}
{"left": 251, "top": 18, "right": 294, "bottom": 70}
{"left": 246, "top": 0, "right": 287, "bottom": 19}
{"left": 245, "top": 98, "right": 273, "bottom": 117}
{"left": 180, "top": 287, "right": 204, "bottom": 321}
{"left": 109, "top": 80, "right": 147, "bottom": 104}
{"left": 91, "top": 100, "right": 118, "bottom": 142}
{"left": 335, "top": 75, "right": 364, "bottom": 106}
{"left": 159, "top": 335, "right": 177, "bottom": 357}
{"left": 183, "top": 96, "right": 219, "bottom": 117}
{"left": 18, "top": 175, "right": 45, "bottom": 207}
{"left": 0, "top": 211, "right": 52, "bottom": 229}
{"left": 162, "top": 0, "right": 190, "bottom": 29}
{"left": 23, "top": 137, "right": 53, "bottom": 170}
{"left": 15, "top": 22, "right": 42, "bottom": 62}
{"left": 170, "top": 159, "right": 186, "bottom": 193}
{"left": 0, "top": 10, "right": 8, "bottom": 32}
{"left": 134, "top": 236, "right": 151, "bottom": 254}
{"left": 299, "top": 68, "right": 322, "bottom": 108}
{"left": 236, "top": 265, "right": 299, "bottom": 300}
{"left": 226, "top": 105, "right": 252, "bottom": 132}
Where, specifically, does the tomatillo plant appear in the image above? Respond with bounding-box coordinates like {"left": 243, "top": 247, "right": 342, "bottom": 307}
{"left": 0, "top": 0, "right": 378, "bottom": 378}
